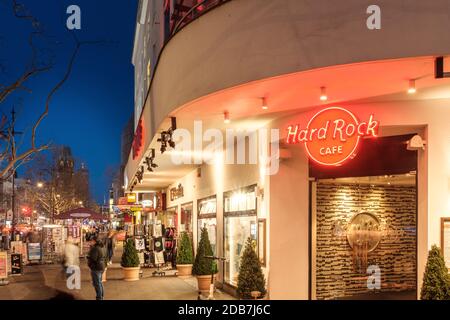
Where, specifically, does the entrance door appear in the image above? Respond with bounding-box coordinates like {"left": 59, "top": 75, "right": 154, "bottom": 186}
{"left": 310, "top": 134, "right": 418, "bottom": 300}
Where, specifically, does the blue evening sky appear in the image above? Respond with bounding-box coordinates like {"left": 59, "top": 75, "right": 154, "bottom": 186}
{"left": 0, "top": 1, "right": 137, "bottom": 203}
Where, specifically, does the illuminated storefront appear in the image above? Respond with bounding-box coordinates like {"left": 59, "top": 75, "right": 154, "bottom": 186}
{"left": 126, "top": 0, "right": 450, "bottom": 299}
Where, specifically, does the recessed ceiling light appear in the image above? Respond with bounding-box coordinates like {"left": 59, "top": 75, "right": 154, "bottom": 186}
{"left": 261, "top": 97, "right": 268, "bottom": 110}
{"left": 224, "top": 111, "right": 230, "bottom": 124}
{"left": 320, "top": 87, "right": 328, "bottom": 101}
{"left": 408, "top": 79, "right": 416, "bottom": 94}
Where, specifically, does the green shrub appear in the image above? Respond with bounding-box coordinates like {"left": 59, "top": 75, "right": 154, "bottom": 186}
{"left": 192, "top": 227, "right": 217, "bottom": 275}
{"left": 177, "top": 232, "right": 194, "bottom": 265}
{"left": 237, "top": 237, "right": 266, "bottom": 299}
{"left": 121, "top": 238, "right": 140, "bottom": 268}
{"left": 421, "top": 245, "right": 450, "bottom": 300}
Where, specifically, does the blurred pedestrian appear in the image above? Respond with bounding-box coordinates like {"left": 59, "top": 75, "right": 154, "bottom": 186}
{"left": 63, "top": 236, "right": 80, "bottom": 277}
{"left": 87, "top": 235, "right": 106, "bottom": 300}
{"left": 106, "top": 230, "right": 116, "bottom": 265}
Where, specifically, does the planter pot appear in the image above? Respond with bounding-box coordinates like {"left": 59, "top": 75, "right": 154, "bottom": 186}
{"left": 122, "top": 266, "right": 140, "bottom": 281}
{"left": 176, "top": 264, "right": 193, "bottom": 277}
{"left": 196, "top": 274, "right": 217, "bottom": 292}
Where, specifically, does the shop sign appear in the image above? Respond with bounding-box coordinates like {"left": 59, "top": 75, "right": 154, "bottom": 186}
{"left": 286, "top": 107, "right": 379, "bottom": 166}
{"left": 132, "top": 119, "right": 143, "bottom": 160}
{"left": 0, "top": 251, "right": 7, "bottom": 279}
{"left": 170, "top": 184, "right": 184, "bottom": 201}
{"left": 141, "top": 200, "right": 153, "bottom": 208}
{"left": 118, "top": 197, "right": 128, "bottom": 205}
{"left": 127, "top": 193, "right": 136, "bottom": 204}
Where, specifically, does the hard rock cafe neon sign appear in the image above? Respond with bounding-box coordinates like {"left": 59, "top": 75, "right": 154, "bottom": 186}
{"left": 286, "top": 107, "right": 379, "bottom": 166}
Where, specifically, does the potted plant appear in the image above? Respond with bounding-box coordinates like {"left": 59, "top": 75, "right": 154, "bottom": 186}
{"left": 121, "top": 238, "right": 140, "bottom": 281}
{"left": 237, "top": 237, "right": 267, "bottom": 299}
{"left": 176, "top": 232, "right": 194, "bottom": 277}
{"left": 192, "top": 227, "right": 217, "bottom": 292}
{"left": 421, "top": 245, "right": 450, "bottom": 299}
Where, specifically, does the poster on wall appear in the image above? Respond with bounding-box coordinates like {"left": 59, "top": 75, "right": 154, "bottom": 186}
{"left": 0, "top": 251, "right": 7, "bottom": 279}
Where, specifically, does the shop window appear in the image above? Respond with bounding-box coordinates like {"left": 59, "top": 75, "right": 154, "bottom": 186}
{"left": 181, "top": 202, "right": 193, "bottom": 235}
{"left": 197, "top": 196, "right": 217, "bottom": 255}
{"left": 223, "top": 185, "right": 257, "bottom": 287}
{"left": 158, "top": 207, "right": 177, "bottom": 228}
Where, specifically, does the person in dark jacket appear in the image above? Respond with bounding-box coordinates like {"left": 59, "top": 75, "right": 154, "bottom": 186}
{"left": 87, "top": 236, "right": 107, "bottom": 300}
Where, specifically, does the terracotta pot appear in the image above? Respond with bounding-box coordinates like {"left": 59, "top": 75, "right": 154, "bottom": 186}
{"left": 176, "top": 264, "right": 193, "bottom": 277}
{"left": 196, "top": 274, "right": 217, "bottom": 292}
{"left": 122, "top": 267, "right": 140, "bottom": 281}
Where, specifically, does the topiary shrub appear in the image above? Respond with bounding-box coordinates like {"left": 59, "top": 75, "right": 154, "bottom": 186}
{"left": 177, "top": 232, "right": 194, "bottom": 265}
{"left": 237, "top": 237, "right": 266, "bottom": 299}
{"left": 421, "top": 245, "right": 450, "bottom": 300}
{"left": 121, "top": 238, "right": 140, "bottom": 268}
{"left": 192, "top": 227, "right": 217, "bottom": 276}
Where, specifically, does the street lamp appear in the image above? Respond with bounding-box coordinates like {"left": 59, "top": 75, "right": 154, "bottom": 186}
{"left": 78, "top": 201, "right": 83, "bottom": 206}
{"left": 37, "top": 182, "right": 43, "bottom": 188}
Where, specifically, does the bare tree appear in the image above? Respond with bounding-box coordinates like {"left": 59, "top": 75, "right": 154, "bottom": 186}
{"left": 0, "top": 1, "right": 101, "bottom": 179}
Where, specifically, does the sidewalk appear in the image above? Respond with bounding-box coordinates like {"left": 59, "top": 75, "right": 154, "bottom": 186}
{"left": 0, "top": 244, "right": 234, "bottom": 300}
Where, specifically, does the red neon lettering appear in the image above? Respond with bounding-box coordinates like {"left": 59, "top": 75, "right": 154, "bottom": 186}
{"left": 285, "top": 107, "right": 380, "bottom": 166}
{"left": 333, "top": 119, "right": 346, "bottom": 142}
{"left": 309, "top": 128, "right": 317, "bottom": 141}
{"left": 317, "top": 121, "right": 329, "bottom": 140}
{"left": 357, "top": 122, "right": 367, "bottom": 135}
{"left": 286, "top": 125, "right": 298, "bottom": 144}
{"left": 366, "top": 115, "right": 379, "bottom": 136}
{"left": 345, "top": 123, "right": 355, "bottom": 136}
{"left": 298, "top": 129, "right": 308, "bottom": 142}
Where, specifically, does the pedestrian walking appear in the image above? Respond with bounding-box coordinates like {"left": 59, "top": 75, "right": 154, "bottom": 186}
{"left": 106, "top": 230, "right": 116, "bottom": 265}
{"left": 63, "top": 236, "right": 80, "bottom": 277}
{"left": 87, "top": 235, "right": 107, "bottom": 300}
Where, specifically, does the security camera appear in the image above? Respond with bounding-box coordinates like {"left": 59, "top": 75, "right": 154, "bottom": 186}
{"left": 407, "top": 135, "right": 426, "bottom": 151}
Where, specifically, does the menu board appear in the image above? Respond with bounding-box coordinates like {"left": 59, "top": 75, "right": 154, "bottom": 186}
{"left": 0, "top": 251, "right": 7, "bottom": 279}
{"left": 442, "top": 218, "right": 450, "bottom": 269}
{"left": 10, "top": 254, "right": 22, "bottom": 275}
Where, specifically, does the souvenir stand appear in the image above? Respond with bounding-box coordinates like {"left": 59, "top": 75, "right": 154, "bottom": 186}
{"left": 57, "top": 207, "right": 109, "bottom": 258}
{"left": 42, "top": 224, "right": 65, "bottom": 264}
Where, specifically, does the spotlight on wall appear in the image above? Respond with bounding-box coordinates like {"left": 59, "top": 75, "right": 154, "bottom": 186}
{"left": 320, "top": 87, "right": 328, "bottom": 101}
{"left": 224, "top": 111, "right": 230, "bottom": 124}
{"left": 407, "top": 79, "right": 416, "bottom": 94}
{"left": 261, "top": 97, "right": 268, "bottom": 110}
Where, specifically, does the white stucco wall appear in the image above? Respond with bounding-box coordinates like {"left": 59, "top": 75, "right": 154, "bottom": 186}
{"left": 270, "top": 98, "right": 450, "bottom": 299}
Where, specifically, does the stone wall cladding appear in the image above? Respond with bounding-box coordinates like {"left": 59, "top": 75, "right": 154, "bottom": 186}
{"left": 315, "top": 183, "right": 416, "bottom": 300}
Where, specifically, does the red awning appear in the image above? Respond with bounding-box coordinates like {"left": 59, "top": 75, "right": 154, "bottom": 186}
{"left": 56, "top": 207, "right": 108, "bottom": 221}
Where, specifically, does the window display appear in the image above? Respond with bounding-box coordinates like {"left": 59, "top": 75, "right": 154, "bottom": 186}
{"left": 198, "top": 196, "right": 217, "bottom": 254}
{"left": 180, "top": 202, "right": 193, "bottom": 235}
{"left": 223, "top": 185, "right": 257, "bottom": 286}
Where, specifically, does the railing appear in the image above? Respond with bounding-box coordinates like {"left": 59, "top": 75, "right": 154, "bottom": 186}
{"left": 170, "top": 0, "right": 231, "bottom": 36}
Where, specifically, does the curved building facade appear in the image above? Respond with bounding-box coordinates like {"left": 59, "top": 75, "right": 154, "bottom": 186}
{"left": 125, "top": 0, "right": 450, "bottom": 299}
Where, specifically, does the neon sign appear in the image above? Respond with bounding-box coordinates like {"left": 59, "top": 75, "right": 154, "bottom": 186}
{"left": 286, "top": 107, "right": 379, "bottom": 166}
{"left": 132, "top": 119, "right": 143, "bottom": 160}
